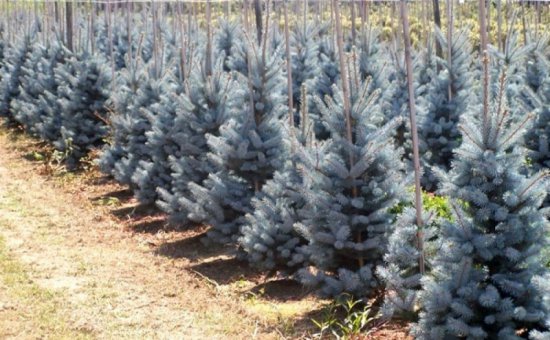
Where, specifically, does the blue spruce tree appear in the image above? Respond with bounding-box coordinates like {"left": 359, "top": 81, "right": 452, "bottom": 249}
{"left": 12, "top": 40, "right": 69, "bottom": 141}
{"left": 215, "top": 19, "right": 242, "bottom": 71}
{"left": 179, "top": 33, "right": 287, "bottom": 244}
{"left": 239, "top": 85, "right": 319, "bottom": 272}
{"left": 0, "top": 35, "right": 33, "bottom": 124}
{"left": 295, "top": 55, "right": 407, "bottom": 297}
{"left": 156, "top": 56, "right": 242, "bottom": 225}
{"left": 99, "top": 60, "right": 168, "bottom": 188}
{"left": 419, "top": 28, "right": 475, "bottom": 190}
{"left": 524, "top": 56, "right": 550, "bottom": 208}
{"left": 489, "top": 30, "right": 533, "bottom": 118}
{"left": 53, "top": 51, "right": 112, "bottom": 166}
{"left": 376, "top": 208, "right": 441, "bottom": 319}
{"left": 524, "top": 36, "right": 549, "bottom": 95}
{"left": 129, "top": 72, "right": 181, "bottom": 204}
{"left": 412, "top": 73, "right": 550, "bottom": 339}
{"left": 290, "top": 22, "right": 322, "bottom": 115}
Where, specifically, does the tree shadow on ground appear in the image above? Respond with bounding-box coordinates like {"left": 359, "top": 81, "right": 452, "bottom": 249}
{"left": 91, "top": 188, "right": 135, "bottom": 202}
{"left": 154, "top": 231, "right": 230, "bottom": 261}
{"left": 128, "top": 217, "right": 171, "bottom": 233}
{"left": 248, "top": 278, "right": 311, "bottom": 302}
{"left": 189, "top": 257, "right": 264, "bottom": 285}
{"left": 111, "top": 203, "right": 160, "bottom": 219}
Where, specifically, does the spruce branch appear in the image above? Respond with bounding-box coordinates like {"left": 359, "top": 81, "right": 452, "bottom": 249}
{"left": 518, "top": 171, "right": 550, "bottom": 202}
{"left": 500, "top": 113, "right": 533, "bottom": 149}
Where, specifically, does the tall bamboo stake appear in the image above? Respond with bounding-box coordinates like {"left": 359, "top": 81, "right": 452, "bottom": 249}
{"left": 283, "top": 0, "right": 295, "bottom": 129}
{"left": 152, "top": 0, "right": 159, "bottom": 78}
{"left": 433, "top": 0, "right": 443, "bottom": 60}
{"left": 54, "top": 1, "right": 59, "bottom": 24}
{"left": 303, "top": 0, "right": 308, "bottom": 35}
{"left": 66, "top": 0, "right": 73, "bottom": 51}
{"left": 351, "top": 0, "right": 356, "bottom": 45}
{"left": 176, "top": 2, "right": 186, "bottom": 82}
{"left": 400, "top": 0, "right": 425, "bottom": 275}
{"left": 497, "top": 0, "right": 502, "bottom": 51}
{"left": 479, "top": 0, "right": 490, "bottom": 141}
{"left": 333, "top": 0, "right": 363, "bottom": 267}
{"left": 90, "top": 0, "right": 95, "bottom": 54}
{"left": 487, "top": 0, "right": 491, "bottom": 46}
{"left": 254, "top": 0, "right": 262, "bottom": 44}
{"left": 521, "top": 0, "right": 528, "bottom": 45}
{"left": 447, "top": 0, "right": 453, "bottom": 101}
{"left": 126, "top": 0, "right": 133, "bottom": 68}
{"left": 205, "top": 0, "right": 212, "bottom": 77}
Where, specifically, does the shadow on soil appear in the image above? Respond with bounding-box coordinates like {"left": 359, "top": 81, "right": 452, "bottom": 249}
{"left": 154, "top": 231, "right": 230, "bottom": 260}
{"left": 91, "top": 188, "right": 135, "bottom": 202}
{"left": 248, "top": 279, "right": 311, "bottom": 302}
{"left": 111, "top": 203, "right": 160, "bottom": 219}
{"left": 190, "top": 257, "right": 263, "bottom": 285}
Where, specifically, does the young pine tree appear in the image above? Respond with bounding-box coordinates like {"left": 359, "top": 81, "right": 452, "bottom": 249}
{"left": 215, "top": 19, "right": 242, "bottom": 71}
{"left": 99, "top": 61, "right": 168, "bottom": 188}
{"left": 239, "top": 85, "right": 319, "bottom": 272}
{"left": 130, "top": 73, "right": 182, "bottom": 204}
{"left": 524, "top": 60, "right": 550, "bottom": 208}
{"left": 290, "top": 22, "right": 322, "bottom": 115}
{"left": 489, "top": 30, "right": 534, "bottom": 118}
{"left": 11, "top": 39, "right": 69, "bottom": 140}
{"left": 524, "top": 36, "right": 549, "bottom": 95}
{"left": 0, "top": 35, "right": 33, "bottom": 124}
{"left": 413, "top": 74, "right": 550, "bottom": 339}
{"left": 11, "top": 41, "right": 50, "bottom": 133}
{"left": 419, "top": 28, "right": 475, "bottom": 190}
{"left": 53, "top": 51, "right": 112, "bottom": 166}
{"left": 156, "top": 56, "right": 242, "bottom": 225}
{"left": 295, "top": 56, "right": 407, "bottom": 297}
{"left": 376, "top": 208, "right": 440, "bottom": 319}
{"left": 180, "top": 33, "right": 287, "bottom": 244}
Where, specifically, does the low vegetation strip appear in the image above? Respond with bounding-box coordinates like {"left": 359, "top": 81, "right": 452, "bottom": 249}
{"left": 0, "top": 235, "right": 94, "bottom": 339}
{"left": 0, "top": 130, "right": 283, "bottom": 339}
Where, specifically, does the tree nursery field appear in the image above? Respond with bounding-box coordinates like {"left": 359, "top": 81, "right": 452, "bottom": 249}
{"left": 0, "top": 0, "right": 549, "bottom": 339}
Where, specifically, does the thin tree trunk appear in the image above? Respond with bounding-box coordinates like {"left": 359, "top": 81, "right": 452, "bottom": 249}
{"left": 66, "top": 1, "right": 73, "bottom": 51}
{"left": 400, "top": 0, "right": 425, "bottom": 276}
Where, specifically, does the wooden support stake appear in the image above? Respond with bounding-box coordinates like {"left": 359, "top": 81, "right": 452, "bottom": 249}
{"left": 400, "top": 0, "right": 425, "bottom": 275}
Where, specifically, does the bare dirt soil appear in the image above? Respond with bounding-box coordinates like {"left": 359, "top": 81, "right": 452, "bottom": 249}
{"left": 0, "top": 129, "right": 411, "bottom": 339}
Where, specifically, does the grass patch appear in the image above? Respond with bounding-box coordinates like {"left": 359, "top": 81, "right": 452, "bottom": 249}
{"left": 0, "top": 235, "right": 94, "bottom": 339}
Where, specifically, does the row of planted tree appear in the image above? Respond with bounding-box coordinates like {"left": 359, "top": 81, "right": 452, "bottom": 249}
{"left": 0, "top": 1, "right": 549, "bottom": 338}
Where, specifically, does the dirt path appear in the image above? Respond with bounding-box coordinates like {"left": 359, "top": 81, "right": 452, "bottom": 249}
{"left": 0, "top": 130, "right": 320, "bottom": 339}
